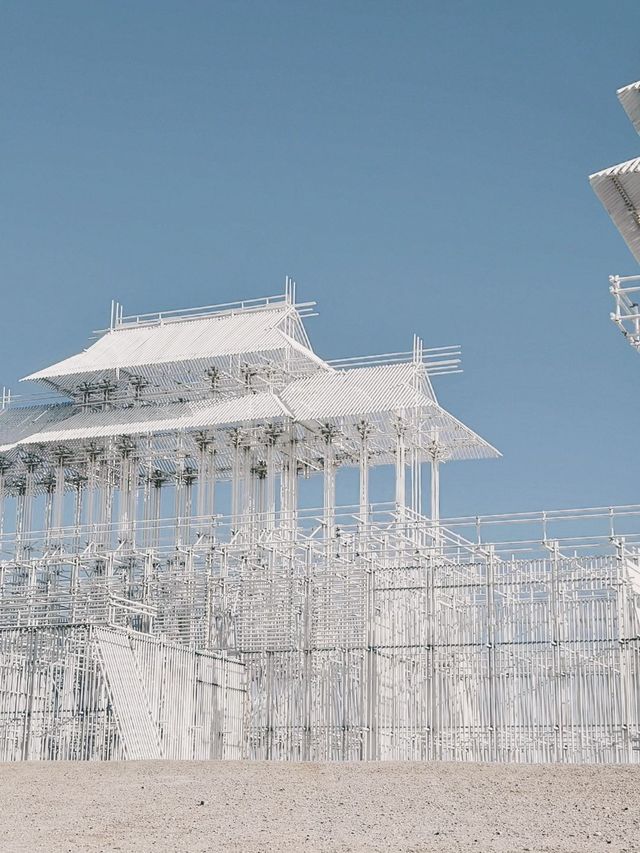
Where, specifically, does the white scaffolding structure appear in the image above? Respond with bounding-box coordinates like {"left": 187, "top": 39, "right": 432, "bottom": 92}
{"left": 591, "top": 78, "right": 640, "bottom": 350}
{"left": 0, "top": 279, "right": 639, "bottom": 763}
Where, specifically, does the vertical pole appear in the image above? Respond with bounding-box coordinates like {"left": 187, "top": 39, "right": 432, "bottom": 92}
{"left": 196, "top": 434, "right": 209, "bottom": 531}
{"left": 365, "top": 563, "right": 378, "bottom": 760}
{"left": 550, "top": 541, "right": 565, "bottom": 763}
{"left": 615, "top": 539, "right": 633, "bottom": 763}
{"left": 207, "top": 446, "right": 216, "bottom": 540}
{"left": 486, "top": 545, "right": 498, "bottom": 762}
{"left": 430, "top": 460, "right": 440, "bottom": 521}
{"left": 229, "top": 428, "right": 242, "bottom": 536}
{"left": 184, "top": 471, "right": 196, "bottom": 547}
{"left": 323, "top": 441, "right": 335, "bottom": 539}
{"left": 357, "top": 420, "right": 370, "bottom": 535}
{"left": 174, "top": 432, "right": 184, "bottom": 547}
{"left": 141, "top": 438, "right": 153, "bottom": 549}
{"left": 395, "top": 421, "right": 406, "bottom": 515}
{"left": 151, "top": 471, "right": 165, "bottom": 549}
{"left": 85, "top": 446, "right": 99, "bottom": 548}
{"left": 430, "top": 458, "right": 440, "bottom": 550}
{"left": 52, "top": 449, "right": 68, "bottom": 552}
{"left": 265, "top": 424, "right": 281, "bottom": 532}
{"left": 411, "top": 447, "right": 422, "bottom": 518}
{"left": 99, "top": 440, "right": 115, "bottom": 551}
{"left": 242, "top": 444, "right": 253, "bottom": 541}
{"left": 279, "top": 423, "right": 297, "bottom": 537}
{"left": 302, "top": 544, "right": 312, "bottom": 761}
{"left": 428, "top": 547, "right": 438, "bottom": 760}
{"left": 0, "top": 464, "right": 8, "bottom": 541}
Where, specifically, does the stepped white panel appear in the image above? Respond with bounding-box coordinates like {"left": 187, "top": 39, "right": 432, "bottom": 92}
{"left": 590, "top": 157, "right": 640, "bottom": 264}
{"left": 94, "top": 628, "right": 163, "bottom": 760}
{"left": 0, "top": 625, "right": 245, "bottom": 761}
{"left": 24, "top": 306, "right": 305, "bottom": 381}
{"left": 619, "top": 80, "right": 640, "bottom": 135}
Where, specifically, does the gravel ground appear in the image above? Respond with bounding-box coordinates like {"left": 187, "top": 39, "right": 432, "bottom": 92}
{"left": 1, "top": 760, "right": 639, "bottom": 853}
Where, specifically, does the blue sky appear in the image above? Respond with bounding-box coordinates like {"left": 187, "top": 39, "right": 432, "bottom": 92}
{"left": 1, "top": 1, "right": 639, "bottom": 518}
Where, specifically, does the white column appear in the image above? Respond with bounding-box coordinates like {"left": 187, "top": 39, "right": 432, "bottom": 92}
{"left": 357, "top": 421, "right": 370, "bottom": 530}
{"left": 430, "top": 459, "right": 440, "bottom": 524}
{"left": 323, "top": 442, "right": 335, "bottom": 537}
{"left": 395, "top": 422, "right": 406, "bottom": 513}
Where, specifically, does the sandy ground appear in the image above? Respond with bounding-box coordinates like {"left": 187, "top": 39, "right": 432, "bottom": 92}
{"left": 1, "top": 760, "right": 639, "bottom": 853}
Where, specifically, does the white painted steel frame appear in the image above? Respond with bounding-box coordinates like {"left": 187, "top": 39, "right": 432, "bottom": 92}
{"left": 0, "top": 625, "right": 244, "bottom": 761}
{"left": 591, "top": 78, "right": 640, "bottom": 348}
{"left": 0, "top": 286, "right": 636, "bottom": 763}
{"left": 0, "top": 504, "right": 638, "bottom": 763}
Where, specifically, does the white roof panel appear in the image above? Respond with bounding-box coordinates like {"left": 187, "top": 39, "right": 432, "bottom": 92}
{"left": 589, "top": 157, "right": 640, "bottom": 263}
{"left": 618, "top": 80, "right": 640, "bottom": 135}
{"left": 19, "top": 394, "right": 286, "bottom": 445}
{"left": 416, "top": 404, "right": 500, "bottom": 461}
{"left": 7, "top": 364, "right": 498, "bottom": 463}
{"left": 281, "top": 363, "right": 435, "bottom": 420}
{"left": 23, "top": 306, "right": 303, "bottom": 382}
{"left": 281, "top": 363, "right": 498, "bottom": 461}
{"left": 0, "top": 404, "right": 74, "bottom": 454}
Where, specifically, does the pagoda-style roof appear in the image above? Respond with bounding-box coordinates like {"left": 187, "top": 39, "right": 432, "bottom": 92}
{"left": 0, "top": 362, "right": 498, "bottom": 467}
{"left": 0, "top": 289, "right": 499, "bottom": 482}
{"left": 618, "top": 80, "right": 640, "bottom": 135}
{"left": 589, "top": 156, "right": 640, "bottom": 264}
{"left": 22, "top": 299, "right": 326, "bottom": 397}
{"left": 0, "top": 403, "right": 74, "bottom": 455}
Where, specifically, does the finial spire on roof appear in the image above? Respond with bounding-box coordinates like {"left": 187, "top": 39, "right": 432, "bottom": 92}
{"left": 284, "top": 274, "right": 297, "bottom": 305}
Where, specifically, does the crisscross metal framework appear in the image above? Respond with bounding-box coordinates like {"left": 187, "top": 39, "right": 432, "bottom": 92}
{"left": 0, "top": 285, "right": 638, "bottom": 763}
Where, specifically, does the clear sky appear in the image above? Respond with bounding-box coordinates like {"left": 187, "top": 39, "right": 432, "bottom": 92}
{"left": 1, "top": 0, "right": 639, "bottom": 518}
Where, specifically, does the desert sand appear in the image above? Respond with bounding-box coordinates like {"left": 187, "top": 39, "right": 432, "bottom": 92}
{"left": 1, "top": 760, "right": 639, "bottom": 853}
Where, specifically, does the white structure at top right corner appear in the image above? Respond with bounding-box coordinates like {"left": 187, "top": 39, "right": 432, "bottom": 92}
{"left": 590, "top": 78, "right": 640, "bottom": 350}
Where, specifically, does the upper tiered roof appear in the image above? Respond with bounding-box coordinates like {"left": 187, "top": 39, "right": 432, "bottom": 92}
{"left": 590, "top": 157, "right": 640, "bottom": 264}
{"left": 618, "top": 80, "right": 640, "bottom": 135}
{"left": 590, "top": 78, "right": 640, "bottom": 265}
{"left": 0, "top": 285, "right": 499, "bottom": 477}
{"left": 1, "top": 361, "right": 498, "bottom": 465}
{"left": 22, "top": 293, "right": 327, "bottom": 398}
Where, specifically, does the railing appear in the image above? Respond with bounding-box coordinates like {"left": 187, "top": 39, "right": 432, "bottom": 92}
{"left": 0, "top": 502, "right": 639, "bottom": 562}
{"left": 97, "top": 293, "right": 318, "bottom": 333}
{"left": 328, "top": 344, "right": 462, "bottom": 376}
{"left": 441, "top": 503, "right": 640, "bottom": 558}
{"left": 0, "top": 587, "right": 156, "bottom": 630}
{"left": 609, "top": 274, "right": 640, "bottom": 350}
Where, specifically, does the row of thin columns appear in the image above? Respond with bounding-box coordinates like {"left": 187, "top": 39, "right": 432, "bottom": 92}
{"left": 0, "top": 429, "right": 443, "bottom": 554}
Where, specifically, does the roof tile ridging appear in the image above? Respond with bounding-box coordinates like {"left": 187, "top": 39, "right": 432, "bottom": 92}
{"left": 6, "top": 363, "right": 498, "bottom": 462}
{"left": 23, "top": 307, "right": 301, "bottom": 382}
{"left": 589, "top": 158, "right": 640, "bottom": 264}
{"left": 618, "top": 80, "right": 640, "bottom": 135}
